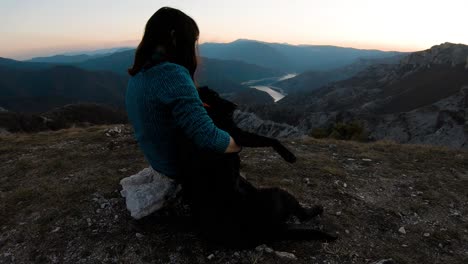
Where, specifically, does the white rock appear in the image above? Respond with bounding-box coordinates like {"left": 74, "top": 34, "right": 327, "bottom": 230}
{"left": 398, "top": 227, "right": 406, "bottom": 234}
{"left": 362, "top": 158, "right": 372, "bottom": 162}
{"left": 423, "top": 233, "right": 430, "bottom": 237}
{"left": 274, "top": 251, "right": 297, "bottom": 260}
{"left": 207, "top": 254, "right": 215, "bottom": 260}
{"left": 120, "top": 167, "right": 180, "bottom": 219}
{"left": 135, "top": 233, "right": 144, "bottom": 239}
{"left": 336, "top": 211, "right": 342, "bottom": 216}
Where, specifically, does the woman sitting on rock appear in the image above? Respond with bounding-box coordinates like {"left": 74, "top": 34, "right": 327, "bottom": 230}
{"left": 126, "top": 7, "right": 241, "bottom": 181}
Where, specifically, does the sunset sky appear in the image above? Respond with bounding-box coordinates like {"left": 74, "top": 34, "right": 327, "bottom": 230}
{"left": 1, "top": 0, "right": 467, "bottom": 60}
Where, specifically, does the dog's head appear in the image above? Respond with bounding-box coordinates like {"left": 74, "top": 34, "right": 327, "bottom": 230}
{"left": 198, "top": 86, "right": 238, "bottom": 116}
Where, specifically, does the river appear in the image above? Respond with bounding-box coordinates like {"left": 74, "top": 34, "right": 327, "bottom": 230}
{"left": 242, "top": 73, "right": 297, "bottom": 102}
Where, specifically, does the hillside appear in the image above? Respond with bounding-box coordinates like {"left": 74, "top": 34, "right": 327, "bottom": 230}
{"left": 0, "top": 65, "right": 128, "bottom": 113}
{"left": 274, "top": 55, "right": 404, "bottom": 94}
{"left": 0, "top": 125, "right": 467, "bottom": 263}
{"left": 252, "top": 43, "right": 468, "bottom": 149}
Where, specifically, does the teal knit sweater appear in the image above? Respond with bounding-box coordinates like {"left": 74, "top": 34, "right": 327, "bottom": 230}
{"left": 125, "top": 62, "right": 231, "bottom": 177}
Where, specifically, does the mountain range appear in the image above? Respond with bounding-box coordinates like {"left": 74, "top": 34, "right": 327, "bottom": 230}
{"left": 200, "top": 39, "right": 402, "bottom": 72}
{"left": 2, "top": 40, "right": 468, "bottom": 149}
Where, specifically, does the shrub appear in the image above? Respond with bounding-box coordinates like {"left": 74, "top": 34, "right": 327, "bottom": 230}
{"left": 309, "top": 121, "right": 369, "bottom": 142}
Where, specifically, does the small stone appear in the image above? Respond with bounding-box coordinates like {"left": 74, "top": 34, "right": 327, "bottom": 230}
{"left": 275, "top": 251, "right": 297, "bottom": 260}
{"left": 100, "top": 203, "right": 107, "bottom": 209}
{"left": 423, "top": 233, "right": 430, "bottom": 237}
{"left": 51, "top": 227, "right": 60, "bottom": 233}
{"left": 402, "top": 244, "right": 408, "bottom": 248}
{"left": 114, "top": 215, "right": 119, "bottom": 220}
{"left": 336, "top": 211, "right": 342, "bottom": 216}
{"left": 347, "top": 158, "right": 355, "bottom": 161}
{"left": 233, "top": 252, "right": 240, "bottom": 257}
{"left": 303, "top": 178, "right": 311, "bottom": 185}
{"left": 343, "top": 183, "right": 347, "bottom": 188}
{"left": 207, "top": 254, "right": 215, "bottom": 260}
{"left": 136, "top": 233, "right": 144, "bottom": 239}
{"left": 362, "top": 158, "right": 372, "bottom": 162}
{"left": 256, "top": 244, "right": 274, "bottom": 253}
{"left": 398, "top": 227, "right": 406, "bottom": 234}
{"left": 345, "top": 229, "right": 350, "bottom": 234}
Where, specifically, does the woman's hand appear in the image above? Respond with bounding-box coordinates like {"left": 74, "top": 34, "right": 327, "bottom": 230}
{"left": 225, "top": 137, "right": 242, "bottom": 153}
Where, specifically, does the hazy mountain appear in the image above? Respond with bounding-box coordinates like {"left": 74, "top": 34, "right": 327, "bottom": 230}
{"left": 274, "top": 55, "right": 405, "bottom": 94}
{"left": 0, "top": 64, "right": 128, "bottom": 113}
{"left": 76, "top": 49, "right": 136, "bottom": 75}
{"left": 200, "top": 39, "right": 403, "bottom": 72}
{"left": 28, "top": 54, "right": 97, "bottom": 64}
{"left": 0, "top": 53, "right": 279, "bottom": 112}
{"left": 196, "top": 57, "right": 283, "bottom": 83}
{"left": 0, "top": 57, "right": 53, "bottom": 70}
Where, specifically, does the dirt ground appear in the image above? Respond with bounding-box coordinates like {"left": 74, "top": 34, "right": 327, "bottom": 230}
{"left": 0, "top": 125, "right": 467, "bottom": 263}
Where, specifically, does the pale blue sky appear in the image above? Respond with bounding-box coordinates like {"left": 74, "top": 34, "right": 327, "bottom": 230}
{"left": 1, "top": 0, "right": 467, "bottom": 59}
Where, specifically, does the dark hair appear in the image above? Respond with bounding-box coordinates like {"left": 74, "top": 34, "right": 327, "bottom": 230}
{"left": 128, "top": 7, "right": 199, "bottom": 78}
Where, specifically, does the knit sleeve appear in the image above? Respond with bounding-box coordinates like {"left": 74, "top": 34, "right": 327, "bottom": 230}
{"left": 159, "top": 65, "right": 231, "bottom": 153}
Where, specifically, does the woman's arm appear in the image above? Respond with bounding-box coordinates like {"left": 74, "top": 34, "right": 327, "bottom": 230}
{"left": 225, "top": 137, "right": 241, "bottom": 153}
{"left": 160, "top": 64, "right": 240, "bottom": 153}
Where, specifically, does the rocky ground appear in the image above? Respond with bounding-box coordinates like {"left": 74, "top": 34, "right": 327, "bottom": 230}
{"left": 0, "top": 125, "right": 467, "bottom": 264}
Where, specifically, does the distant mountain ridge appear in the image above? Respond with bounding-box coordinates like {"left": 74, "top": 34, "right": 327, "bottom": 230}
{"left": 200, "top": 39, "right": 403, "bottom": 72}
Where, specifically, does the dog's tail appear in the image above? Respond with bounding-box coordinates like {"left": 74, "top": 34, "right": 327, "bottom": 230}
{"left": 280, "top": 224, "right": 338, "bottom": 242}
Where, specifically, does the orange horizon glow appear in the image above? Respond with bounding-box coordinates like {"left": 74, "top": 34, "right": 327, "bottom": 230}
{"left": 1, "top": 0, "right": 467, "bottom": 60}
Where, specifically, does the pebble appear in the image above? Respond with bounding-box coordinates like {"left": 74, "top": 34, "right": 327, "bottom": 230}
{"left": 207, "top": 254, "right": 215, "bottom": 260}
{"left": 398, "top": 227, "right": 406, "bottom": 234}
{"left": 136, "top": 233, "right": 144, "bottom": 239}
{"left": 275, "top": 251, "right": 297, "bottom": 260}
{"left": 336, "top": 211, "right": 342, "bottom": 216}
{"left": 362, "top": 158, "right": 372, "bottom": 162}
{"left": 423, "top": 233, "right": 430, "bottom": 237}
{"left": 256, "top": 244, "right": 274, "bottom": 253}
{"left": 51, "top": 227, "right": 61, "bottom": 233}
{"left": 345, "top": 229, "right": 350, "bottom": 234}
{"left": 343, "top": 183, "right": 347, "bottom": 188}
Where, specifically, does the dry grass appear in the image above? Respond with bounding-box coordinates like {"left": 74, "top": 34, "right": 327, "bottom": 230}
{"left": 0, "top": 126, "right": 467, "bottom": 263}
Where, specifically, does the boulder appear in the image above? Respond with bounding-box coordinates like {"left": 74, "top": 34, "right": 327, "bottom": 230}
{"left": 120, "top": 167, "right": 180, "bottom": 219}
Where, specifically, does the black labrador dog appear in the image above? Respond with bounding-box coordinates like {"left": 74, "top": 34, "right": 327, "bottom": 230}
{"left": 175, "top": 86, "right": 337, "bottom": 247}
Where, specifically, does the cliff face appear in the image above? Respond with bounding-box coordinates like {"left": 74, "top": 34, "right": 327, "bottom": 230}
{"left": 366, "top": 86, "right": 468, "bottom": 149}
{"left": 0, "top": 125, "right": 466, "bottom": 263}
{"left": 234, "top": 110, "right": 304, "bottom": 138}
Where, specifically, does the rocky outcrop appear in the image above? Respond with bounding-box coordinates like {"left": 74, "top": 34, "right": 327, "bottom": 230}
{"left": 365, "top": 86, "right": 468, "bottom": 149}
{"left": 234, "top": 110, "right": 303, "bottom": 138}
{"left": 401, "top": 42, "right": 468, "bottom": 67}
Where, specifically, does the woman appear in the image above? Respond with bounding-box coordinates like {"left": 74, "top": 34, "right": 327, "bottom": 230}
{"left": 126, "top": 7, "right": 241, "bottom": 179}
